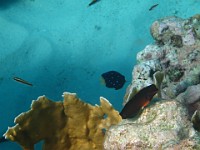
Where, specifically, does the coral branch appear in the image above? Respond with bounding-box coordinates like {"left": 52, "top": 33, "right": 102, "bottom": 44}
{"left": 4, "top": 92, "right": 122, "bottom": 150}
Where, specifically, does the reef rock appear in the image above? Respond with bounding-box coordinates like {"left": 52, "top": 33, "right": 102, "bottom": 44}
{"left": 176, "top": 84, "right": 200, "bottom": 117}
{"left": 104, "top": 100, "right": 200, "bottom": 149}
{"left": 124, "top": 14, "right": 200, "bottom": 105}
{"left": 117, "top": 14, "right": 200, "bottom": 149}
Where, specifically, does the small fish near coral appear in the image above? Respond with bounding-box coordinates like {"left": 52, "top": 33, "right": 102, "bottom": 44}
{"left": 88, "top": 0, "right": 100, "bottom": 7}
{"left": 13, "top": 77, "right": 33, "bottom": 86}
{"left": 0, "top": 136, "right": 8, "bottom": 143}
{"left": 120, "top": 84, "right": 158, "bottom": 119}
{"left": 101, "top": 71, "right": 126, "bottom": 90}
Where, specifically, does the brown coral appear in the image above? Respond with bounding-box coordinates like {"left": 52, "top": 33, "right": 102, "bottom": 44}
{"left": 4, "top": 92, "right": 122, "bottom": 150}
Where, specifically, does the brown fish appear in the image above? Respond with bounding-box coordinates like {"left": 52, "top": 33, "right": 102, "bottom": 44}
{"left": 13, "top": 77, "right": 33, "bottom": 86}
{"left": 120, "top": 84, "right": 158, "bottom": 119}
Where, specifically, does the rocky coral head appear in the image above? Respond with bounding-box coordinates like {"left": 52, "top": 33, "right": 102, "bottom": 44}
{"left": 170, "top": 34, "right": 183, "bottom": 48}
{"left": 166, "top": 65, "right": 185, "bottom": 82}
{"left": 104, "top": 100, "right": 200, "bottom": 149}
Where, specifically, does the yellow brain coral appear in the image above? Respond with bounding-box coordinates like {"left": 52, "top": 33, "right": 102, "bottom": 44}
{"left": 4, "top": 92, "right": 122, "bottom": 150}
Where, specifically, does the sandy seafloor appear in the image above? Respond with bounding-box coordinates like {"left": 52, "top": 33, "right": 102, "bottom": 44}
{"left": 0, "top": 0, "right": 200, "bottom": 149}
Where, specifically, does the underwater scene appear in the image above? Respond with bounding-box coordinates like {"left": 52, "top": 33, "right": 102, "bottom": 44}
{"left": 1, "top": 0, "right": 200, "bottom": 149}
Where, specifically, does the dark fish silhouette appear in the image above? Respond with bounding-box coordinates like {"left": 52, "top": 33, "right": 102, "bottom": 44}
{"left": 88, "top": 0, "right": 100, "bottom": 7}
{"left": 120, "top": 84, "right": 158, "bottom": 119}
{"left": 0, "top": 136, "right": 8, "bottom": 143}
{"left": 101, "top": 71, "right": 126, "bottom": 90}
{"left": 13, "top": 77, "right": 33, "bottom": 86}
{"left": 149, "top": 4, "right": 159, "bottom": 11}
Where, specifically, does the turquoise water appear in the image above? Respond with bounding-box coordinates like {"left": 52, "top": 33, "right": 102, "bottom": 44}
{"left": 0, "top": 0, "right": 199, "bottom": 149}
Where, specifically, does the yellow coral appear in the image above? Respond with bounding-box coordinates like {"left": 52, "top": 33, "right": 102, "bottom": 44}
{"left": 4, "top": 92, "right": 122, "bottom": 150}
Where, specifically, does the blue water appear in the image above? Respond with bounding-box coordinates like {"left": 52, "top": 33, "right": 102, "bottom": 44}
{"left": 0, "top": 0, "right": 199, "bottom": 149}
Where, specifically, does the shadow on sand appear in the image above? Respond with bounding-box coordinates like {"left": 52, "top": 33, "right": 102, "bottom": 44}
{"left": 0, "top": 0, "right": 21, "bottom": 9}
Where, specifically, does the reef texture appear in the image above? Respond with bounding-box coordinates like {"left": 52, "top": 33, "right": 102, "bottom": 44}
{"left": 175, "top": 83, "right": 200, "bottom": 119}
{"left": 4, "top": 92, "right": 122, "bottom": 150}
{"left": 108, "top": 14, "right": 200, "bottom": 150}
{"left": 104, "top": 100, "right": 200, "bottom": 149}
{"left": 124, "top": 14, "right": 200, "bottom": 105}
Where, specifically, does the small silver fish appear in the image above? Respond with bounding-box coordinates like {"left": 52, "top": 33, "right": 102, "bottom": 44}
{"left": 13, "top": 77, "right": 33, "bottom": 86}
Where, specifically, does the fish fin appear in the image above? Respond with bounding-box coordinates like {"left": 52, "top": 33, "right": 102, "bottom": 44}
{"left": 143, "top": 100, "right": 150, "bottom": 107}
{"left": 126, "top": 87, "right": 138, "bottom": 102}
{"left": 0, "top": 136, "right": 8, "bottom": 143}
{"left": 100, "top": 77, "right": 106, "bottom": 85}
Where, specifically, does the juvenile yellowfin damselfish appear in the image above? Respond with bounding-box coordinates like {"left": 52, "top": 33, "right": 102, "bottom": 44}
{"left": 13, "top": 77, "right": 33, "bottom": 86}
{"left": 120, "top": 84, "right": 158, "bottom": 119}
{"left": 101, "top": 71, "right": 126, "bottom": 90}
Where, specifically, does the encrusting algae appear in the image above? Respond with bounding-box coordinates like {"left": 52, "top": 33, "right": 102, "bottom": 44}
{"left": 4, "top": 92, "right": 122, "bottom": 150}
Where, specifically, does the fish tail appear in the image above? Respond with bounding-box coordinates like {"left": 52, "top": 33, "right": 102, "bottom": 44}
{"left": 0, "top": 136, "right": 8, "bottom": 143}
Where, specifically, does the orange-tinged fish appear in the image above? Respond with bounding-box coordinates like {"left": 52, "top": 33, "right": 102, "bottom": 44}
{"left": 13, "top": 77, "right": 33, "bottom": 86}
{"left": 120, "top": 84, "right": 158, "bottom": 119}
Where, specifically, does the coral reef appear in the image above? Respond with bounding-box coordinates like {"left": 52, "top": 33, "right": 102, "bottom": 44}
{"left": 191, "top": 110, "right": 200, "bottom": 131}
{"left": 4, "top": 14, "right": 200, "bottom": 150}
{"left": 191, "top": 14, "right": 200, "bottom": 39}
{"left": 182, "top": 84, "right": 200, "bottom": 104}
{"left": 104, "top": 100, "right": 200, "bottom": 149}
{"left": 113, "top": 14, "right": 200, "bottom": 149}
{"left": 124, "top": 14, "right": 200, "bottom": 105}
{"left": 4, "top": 92, "right": 122, "bottom": 150}
{"left": 176, "top": 84, "right": 200, "bottom": 116}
